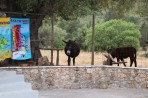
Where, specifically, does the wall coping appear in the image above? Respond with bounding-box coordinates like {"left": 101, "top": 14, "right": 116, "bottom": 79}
{"left": 0, "top": 65, "right": 148, "bottom": 70}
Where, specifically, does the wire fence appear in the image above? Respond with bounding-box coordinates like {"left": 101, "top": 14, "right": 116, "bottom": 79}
{"left": 40, "top": 48, "right": 148, "bottom": 68}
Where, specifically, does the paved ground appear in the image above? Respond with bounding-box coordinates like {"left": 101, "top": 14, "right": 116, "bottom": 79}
{"left": 39, "top": 88, "right": 148, "bottom": 98}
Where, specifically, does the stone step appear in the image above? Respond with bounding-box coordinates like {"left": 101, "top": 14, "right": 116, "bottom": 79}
{"left": 0, "top": 74, "right": 24, "bottom": 80}
{"left": 0, "top": 90, "right": 38, "bottom": 98}
{"left": 0, "top": 74, "right": 25, "bottom": 84}
{"left": 0, "top": 71, "right": 38, "bottom": 98}
{"left": 0, "top": 82, "right": 32, "bottom": 92}
{"left": 0, "top": 71, "right": 16, "bottom": 77}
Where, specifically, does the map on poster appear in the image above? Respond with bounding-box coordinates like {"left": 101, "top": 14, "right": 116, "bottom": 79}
{"left": 11, "top": 18, "right": 31, "bottom": 60}
{"left": 0, "top": 18, "right": 12, "bottom": 58}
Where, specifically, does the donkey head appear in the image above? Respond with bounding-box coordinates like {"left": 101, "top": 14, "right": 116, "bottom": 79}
{"left": 104, "top": 54, "right": 115, "bottom": 65}
{"left": 63, "top": 40, "right": 75, "bottom": 56}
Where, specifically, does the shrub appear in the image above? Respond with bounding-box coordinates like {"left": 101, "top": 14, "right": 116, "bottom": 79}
{"left": 86, "top": 19, "right": 141, "bottom": 51}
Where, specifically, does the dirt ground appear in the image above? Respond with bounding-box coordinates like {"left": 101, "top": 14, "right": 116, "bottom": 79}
{"left": 40, "top": 50, "right": 148, "bottom": 68}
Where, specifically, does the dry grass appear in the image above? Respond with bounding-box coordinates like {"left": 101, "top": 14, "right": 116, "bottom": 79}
{"left": 40, "top": 50, "right": 148, "bottom": 68}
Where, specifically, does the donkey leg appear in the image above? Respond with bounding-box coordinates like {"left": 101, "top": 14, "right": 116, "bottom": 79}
{"left": 117, "top": 58, "right": 120, "bottom": 66}
{"left": 133, "top": 57, "right": 137, "bottom": 67}
{"left": 130, "top": 57, "right": 133, "bottom": 67}
{"left": 73, "top": 57, "right": 75, "bottom": 66}
{"left": 121, "top": 59, "right": 126, "bottom": 67}
{"left": 68, "top": 57, "right": 71, "bottom": 66}
{"left": 134, "top": 59, "right": 137, "bottom": 67}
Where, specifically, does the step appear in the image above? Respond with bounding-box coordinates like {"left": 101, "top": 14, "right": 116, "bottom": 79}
{"left": 0, "top": 74, "right": 24, "bottom": 80}
{"left": 0, "top": 82, "right": 32, "bottom": 92}
{"left": 0, "top": 90, "right": 38, "bottom": 98}
{"left": 0, "top": 74, "right": 25, "bottom": 84}
{"left": 0, "top": 71, "right": 38, "bottom": 98}
{"left": 0, "top": 71, "right": 16, "bottom": 77}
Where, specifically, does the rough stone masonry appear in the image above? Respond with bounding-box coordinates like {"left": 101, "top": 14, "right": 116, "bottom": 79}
{"left": 0, "top": 66, "right": 148, "bottom": 90}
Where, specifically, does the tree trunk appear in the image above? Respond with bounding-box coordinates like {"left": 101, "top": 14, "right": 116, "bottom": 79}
{"left": 30, "top": 17, "right": 42, "bottom": 63}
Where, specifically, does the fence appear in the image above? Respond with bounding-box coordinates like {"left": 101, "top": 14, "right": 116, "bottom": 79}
{"left": 40, "top": 49, "right": 148, "bottom": 68}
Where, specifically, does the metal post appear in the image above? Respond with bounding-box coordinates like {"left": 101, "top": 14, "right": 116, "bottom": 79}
{"left": 56, "top": 49, "right": 59, "bottom": 66}
{"left": 91, "top": 14, "right": 95, "bottom": 65}
{"left": 51, "top": 14, "right": 54, "bottom": 65}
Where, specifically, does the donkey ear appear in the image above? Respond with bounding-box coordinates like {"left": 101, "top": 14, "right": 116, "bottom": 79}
{"left": 63, "top": 40, "right": 67, "bottom": 44}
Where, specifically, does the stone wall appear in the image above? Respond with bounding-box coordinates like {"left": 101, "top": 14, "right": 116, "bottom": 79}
{"left": 0, "top": 66, "right": 148, "bottom": 90}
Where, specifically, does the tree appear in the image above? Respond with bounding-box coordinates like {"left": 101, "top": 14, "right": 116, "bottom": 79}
{"left": 57, "top": 16, "right": 93, "bottom": 50}
{"left": 0, "top": 0, "right": 96, "bottom": 63}
{"left": 136, "top": 0, "right": 148, "bottom": 47}
{"left": 0, "top": 0, "right": 138, "bottom": 64}
{"left": 86, "top": 0, "right": 137, "bottom": 65}
{"left": 38, "top": 17, "right": 67, "bottom": 48}
{"left": 86, "top": 19, "right": 141, "bottom": 51}
{"left": 137, "top": 0, "right": 148, "bottom": 17}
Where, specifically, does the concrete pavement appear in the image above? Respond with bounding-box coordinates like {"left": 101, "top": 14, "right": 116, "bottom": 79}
{"left": 39, "top": 88, "right": 148, "bottom": 98}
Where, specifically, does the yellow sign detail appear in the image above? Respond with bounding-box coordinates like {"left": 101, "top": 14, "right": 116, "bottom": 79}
{"left": 0, "top": 18, "right": 10, "bottom": 26}
{"left": 0, "top": 50, "right": 12, "bottom": 58}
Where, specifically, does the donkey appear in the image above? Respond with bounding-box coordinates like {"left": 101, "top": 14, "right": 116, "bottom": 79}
{"left": 63, "top": 40, "right": 80, "bottom": 66}
{"left": 104, "top": 46, "right": 137, "bottom": 67}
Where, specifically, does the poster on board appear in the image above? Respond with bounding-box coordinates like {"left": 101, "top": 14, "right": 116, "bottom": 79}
{"left": 11, "top": 18, "right": 31, "bottom": 60}
{"left": 0, "top": 18, "right": 12, "bottom": 58}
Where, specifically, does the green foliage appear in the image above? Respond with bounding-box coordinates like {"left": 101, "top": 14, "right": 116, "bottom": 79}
{"left": 139, "top": 20, "right": 148, "bottom": 47}
{"left": 38, "top": 18, "right": 67, "bottom": 48}
{"left": 53, "top": 26, "right": 67, "bottom": 48}
{"left": 57, "top": 16, "right": 93, "bottom": 50}
{"left": 16, "top": 0, "right": 40, "bottom": 12}
{"left": 0, "top": 38, "right": 8, "bottom": 49}
{"left": 86, "top": 19, "right": 141, "bottom": 51}
{"left": 137, "top": 0, "right": 148, "bottom": 17}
